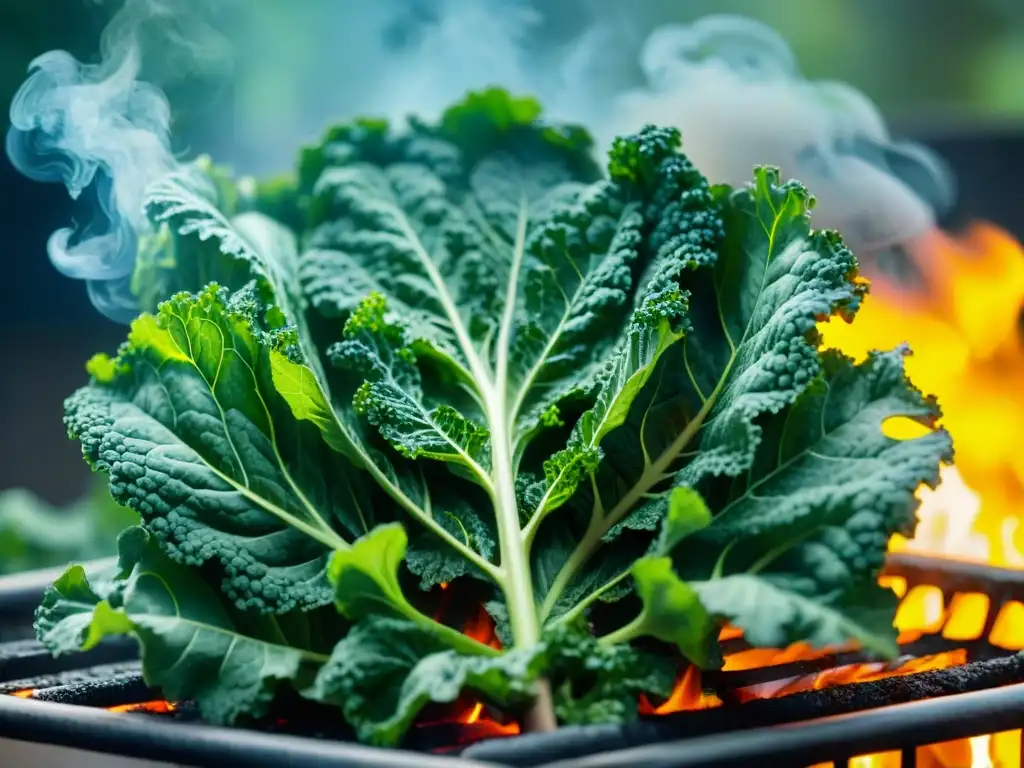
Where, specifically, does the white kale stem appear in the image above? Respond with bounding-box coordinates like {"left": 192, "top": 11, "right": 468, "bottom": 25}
{"left": 522, "top": 679, "right": 558, "bottom": 733}
{"left": 489, "top": 197, "right": 557, "bottom": 732}
{"left": 487, "top": 390, "right": 540, "bottom": 648}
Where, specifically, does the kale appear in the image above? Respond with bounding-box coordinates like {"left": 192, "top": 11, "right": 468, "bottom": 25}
{"left": 36, "top": 89, "right": 951, "bottom": 744}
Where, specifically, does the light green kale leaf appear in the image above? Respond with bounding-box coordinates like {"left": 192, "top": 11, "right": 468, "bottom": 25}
{"left": 66, "top": 285, "right": 378, "bottom": 612}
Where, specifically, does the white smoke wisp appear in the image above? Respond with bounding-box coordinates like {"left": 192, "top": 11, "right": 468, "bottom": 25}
{"left": 5, "top": 0, "right": 229, "bottom": 322}
{"left": 603, "top": 15, "right": 956, "bottom": 256}
{"left": 356, "top": 0, "right": 625, "bottom": 126}
{"left": 6, "top": 3, "right": 955, "bottom": 322}
{"left": 227, "top": 0, "right": 628, "bottom": 175}
{"left": 366, "top": 2, "right": 542, "bottom": 123}
{"left": 7, "top": 46, "right": 171, "bottom": 322}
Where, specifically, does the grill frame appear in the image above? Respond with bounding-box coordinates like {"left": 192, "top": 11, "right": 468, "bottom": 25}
{"left": 534, "top": 682, "right": 1024, "bottom": 768}
{"left": 3, "top": 555, "right": 1024, "bottom": 768}
{"left": 0, "top": 693, "right": 504, "bottom": 768}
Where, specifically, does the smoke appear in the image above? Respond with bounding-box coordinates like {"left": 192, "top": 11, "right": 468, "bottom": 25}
{"left": 7, "top": 3, "right": 952, "bottom": 321}
{"left": 225, "top": 0, "right": 632, "bottom": 174}
{"left": 604, "top": 15, "right": 955, "bottom": 254}
{"left": 6, "top": 0, "right": 230, "bottom": 322}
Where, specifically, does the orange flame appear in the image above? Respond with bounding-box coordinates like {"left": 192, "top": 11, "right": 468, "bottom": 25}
{"left": 462, "top": 604, "right": 503, "bottom": 650}
{"left": 812, "top": 222, "right": 1024, "bottom": 768}
{"left": 417, "top": 590, "right": 517, "bottom": 745}
{"left": 649, "top": 223, "right": 1024, "bottom": 764}
{"left": 638, "top": 666, "right": 723, "bottom": 715}
{"left": 822, "top": 222, "right": 1024, "bottom": 572}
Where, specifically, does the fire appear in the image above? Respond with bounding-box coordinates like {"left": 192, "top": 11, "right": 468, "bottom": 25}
{"left": 461, "top": 604, "right": 503, "bottom": 650}
{"left": 815, "top": 734, "right": 1008, "bottom": 768}
{"left": 638, "top": 666, "right": 722, "bottom": 715}
{"left": 106, "top": 700, "right": 176, "bottom": 714}
{"left": 811, "top": 222, "right": 1024, "bottom": 768}
{"left": 644, "top": 223, "right": 1024, "bottom": 765}
{"left": 821, "top": 222, "right": 1024, "bottom": 573}
{"left": 464, "top": 702, "right": 484, "bottom": 724}
{"left": 417, "top": 593, "right": 519, "bottom": 745}
{"left": 455, "top": 702, "right": 519, "bottom": 737}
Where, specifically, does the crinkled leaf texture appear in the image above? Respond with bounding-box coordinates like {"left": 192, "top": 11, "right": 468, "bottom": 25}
{"left": 35, "top": 527, "right": 330, "bottom": 724}
{"left": 48, "top": 89, "right": 951, "bottom": 742}
{"left": 310, "top": 616, "right": 543, "bottom": 746}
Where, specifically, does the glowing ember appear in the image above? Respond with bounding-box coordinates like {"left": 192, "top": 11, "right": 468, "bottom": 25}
{"left": 10, "top": 689, "right": 34, "bottom": 698}
{"left": 454, "top": 702, "right": 519, "bottom": 738}
{"left": 453, "top": 718, "right": 521, "bottom": 744}
{"left": 106, "top": 700, "right": 176, "bottom": 714}
{"left": 733, "top": 651, "right": 965, "bottom": 704}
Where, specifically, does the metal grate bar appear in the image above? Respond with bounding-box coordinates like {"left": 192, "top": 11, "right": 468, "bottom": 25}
{"left": 3, "top": 555, "right": 1024, "bottom": 766}
{"left": 0, "top": 638, "right": 137, "bottom": 685}
{"left": 534, "top": 682, "right": 1024, "bottom": 768}
{"left": 0, "top": 694, "right": 501, "bottom": 768}
{"left": 0, "top": 661, "right": 142, "bottom": 696}
{"left": 882, "top": 553, "right": 1024, "bottom": 595}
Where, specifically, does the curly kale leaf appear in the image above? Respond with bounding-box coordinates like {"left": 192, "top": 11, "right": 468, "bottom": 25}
{"left": 308, "top": 615, "right": 544, "bottom": 746}
{"left": 618, "top": 346, "right": 951, "bottom": 660}
{"left": 65, "top": 285, "right": 377, "bottom": 612}
{"left": 544, "top": 623, "right": 677, "bottom": 726}
{"left": 49, "top": 90, "right": 951, "bottom": 742}
{"left": 534, "top": 158, "right": 945, "bottom": 651}
{"left": 35, "top": 527, "right": 330, "bottom": 723}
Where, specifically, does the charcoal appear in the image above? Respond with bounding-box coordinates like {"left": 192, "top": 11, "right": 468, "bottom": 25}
{"left": 30, "top": 671, "right": 150, "bottom": 708}
{"left": 0, "top": 661, "right": 142, "bottom": 694}
{"left": 0, "top": 637, "right": 138, "bottom": 683}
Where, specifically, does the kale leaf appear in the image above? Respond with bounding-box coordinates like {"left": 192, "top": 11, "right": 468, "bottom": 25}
{"left": 36, "top": 89, "right": 951, "bottom": 743}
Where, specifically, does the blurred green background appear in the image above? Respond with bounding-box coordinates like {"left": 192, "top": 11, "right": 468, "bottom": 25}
{"left": 3, "top": 0, "right": 1024, "bottom": 154}
{"left": 627, "top": 0, "right": 1024, "bottom": 124}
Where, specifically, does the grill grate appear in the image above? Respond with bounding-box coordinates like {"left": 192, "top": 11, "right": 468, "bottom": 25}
{"left": 699, "top": 552, "right": 1024, "bottom": 701}
{"left": 1, "top": 554, "right": 1023, "bottom": 767}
